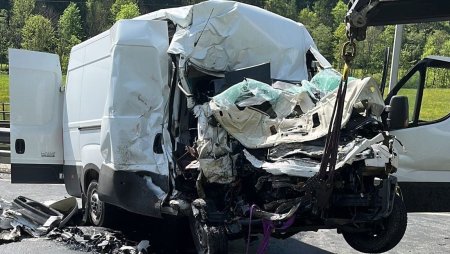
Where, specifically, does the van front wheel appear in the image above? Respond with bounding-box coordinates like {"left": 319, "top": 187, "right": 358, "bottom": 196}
{"left": 87, "top": 180, "right": 116, "bottom": 227}
{"left": 342, "top": 194, "right": 407, "bottom": 253}
{"left": 189, "top": 215, "right": 228, "bottom": 254}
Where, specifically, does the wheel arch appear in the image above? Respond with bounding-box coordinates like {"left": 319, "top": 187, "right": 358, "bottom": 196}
{"left": 82, "top": 163, "right": 100, "bottom": 194}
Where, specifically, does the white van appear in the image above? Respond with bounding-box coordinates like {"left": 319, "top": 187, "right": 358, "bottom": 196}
{"left": 10, "top": 1, "right": 445, "bottom": 253}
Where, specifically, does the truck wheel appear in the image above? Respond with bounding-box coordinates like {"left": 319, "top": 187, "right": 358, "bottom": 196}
{"left": 342, "top": 194, "right": 407, "bottom": 253}
{"left": 87, "top": 180, "right": 115, "bottom": 227}
{"left": 189, "top": 216, "right": 228, "bottom": 254}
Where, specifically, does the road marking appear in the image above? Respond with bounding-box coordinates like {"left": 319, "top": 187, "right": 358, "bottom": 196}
{"left": 415, "top": 212, "right": 450, "bottom": 217}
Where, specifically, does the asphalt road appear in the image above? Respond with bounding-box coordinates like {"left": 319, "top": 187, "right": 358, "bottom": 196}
{"left": 0, "top": 173, "right": 449, "bottom": 254}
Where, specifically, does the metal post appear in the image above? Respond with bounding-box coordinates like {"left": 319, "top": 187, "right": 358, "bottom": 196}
{"left": 389, "top": 24, "right": 404, "bottom": 92}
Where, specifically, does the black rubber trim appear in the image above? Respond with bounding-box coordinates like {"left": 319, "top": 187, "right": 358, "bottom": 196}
{"left": 78, "top": 125, "right": 101, "bottom": 131}
{"left": 63, "top": 165, "right": 82, "bottom": 197}
{"left": 399, "top": 182, "right": 450, "bottom": 212}
{"left": 97, "top": 164, "right": 169, "bottom": 218}
{"left": 11, "top": 163, "right": 64, "bottom": 184}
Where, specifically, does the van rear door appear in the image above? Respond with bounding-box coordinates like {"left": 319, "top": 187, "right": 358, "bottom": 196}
{"left": 9, "top": 49, "right": 64, "bottom": 183}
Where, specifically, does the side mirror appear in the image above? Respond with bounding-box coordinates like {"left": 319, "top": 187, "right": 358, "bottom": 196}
{"left": 388, "top": 95, "right": 409, "bottom": 130}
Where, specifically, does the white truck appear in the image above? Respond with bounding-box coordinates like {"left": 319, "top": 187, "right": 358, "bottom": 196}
{"left": 8, "top": 1, "right": 448, "bottom": 253}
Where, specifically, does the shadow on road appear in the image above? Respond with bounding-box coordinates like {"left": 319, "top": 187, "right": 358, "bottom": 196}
{"left": 229, "top": 236, "right": 335, "bottom": 254}
{"left": 106, "top": 209, "right": 334, "bottom": 254}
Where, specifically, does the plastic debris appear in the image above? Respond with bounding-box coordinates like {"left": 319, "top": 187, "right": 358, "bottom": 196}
{"left": 0, "top": 196, "right": 151, "bottom": 254}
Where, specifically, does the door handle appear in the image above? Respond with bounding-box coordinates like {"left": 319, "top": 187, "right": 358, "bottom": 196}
{"left": 15, "top": 139, "right": 25, "bottom": 154}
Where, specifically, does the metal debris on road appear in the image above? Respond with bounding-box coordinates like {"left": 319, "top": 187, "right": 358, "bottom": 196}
{"left": 0, "top": 196, "right": 151, "bottom": 253}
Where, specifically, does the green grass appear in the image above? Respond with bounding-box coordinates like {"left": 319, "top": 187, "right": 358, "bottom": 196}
{"left": 0, "top": 74, "right": 8, "bottom": 103}
{"left": 0, "top": 74, "right": 9, "bottom": 121}
{"left": 397, "top": 88, "right": 450, "bottom": 121}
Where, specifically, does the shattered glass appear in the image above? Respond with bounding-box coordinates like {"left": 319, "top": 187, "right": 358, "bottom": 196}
{"left": 307, "top": 68, "right": 356, "bottom": 94}
{"left": 213, "top": 78, "right": 282, "bottom": 109}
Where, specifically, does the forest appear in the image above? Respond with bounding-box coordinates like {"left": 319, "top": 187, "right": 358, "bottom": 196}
{"left": 1, "top": 0, "right": 450, "bottom": 83}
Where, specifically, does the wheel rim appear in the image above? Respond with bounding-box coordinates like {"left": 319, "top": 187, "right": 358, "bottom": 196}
{"left": 90, "top": 190, "right": 103, "bottom": 225}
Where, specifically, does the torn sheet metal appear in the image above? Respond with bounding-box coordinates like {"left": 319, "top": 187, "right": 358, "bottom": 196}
{"left": 0, "top": 226, "right": 21, "bottom": 243}
{"left": 136, "top": 1, "right": 318, "bottom": 81}
{"left": 199, "top": 156, "right": 234, "bottom": 184}
{"left": 194, "top": 104, "right": 235, "bottom": 184}
{"left": 245, "top": 133, "right": 396, "bottom": 177}
{"left": 100, "top": 20, "right": 171, "bottom": 180}
{"left": 210, "top": 77, "right": 385, "bottom": 149}
{"left": 244, "top": 149, "right": 319, "bottom": 177}
{"left": 335, "top": 133, "right": 398, "bottom": 169}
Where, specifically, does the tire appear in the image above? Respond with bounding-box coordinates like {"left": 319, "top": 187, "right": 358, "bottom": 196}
{"left": 342, "top": 194, "right": 408, "bottom": 253}
{"left": 86, "top": 180, "right": 116, "bottom": 227}
{"left": 189, "top": 215, "right": 228, "bottom": 254}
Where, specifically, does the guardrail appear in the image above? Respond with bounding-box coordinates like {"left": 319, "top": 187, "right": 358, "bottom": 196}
{"left": 0, "top": 102, "right": 10, "bottom": 164}
{"left": 0, "top": 102, "right": 10, "bottom": 128}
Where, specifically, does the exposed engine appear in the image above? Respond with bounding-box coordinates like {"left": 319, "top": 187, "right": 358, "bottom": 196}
{"left": 169, "top": 60, "right": 400, "bottom": 251}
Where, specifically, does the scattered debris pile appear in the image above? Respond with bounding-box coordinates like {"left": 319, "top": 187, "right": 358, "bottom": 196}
{"left": 0, "top": 196, "right": 151, "bottom": 253}
{"left": 48, "top": 226, "right": 150, "bottom": 254}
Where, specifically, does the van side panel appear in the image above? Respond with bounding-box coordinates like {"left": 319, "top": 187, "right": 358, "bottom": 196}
{"left": 97, "top": 20, "right": 170, "bottom": 217}
{"left": 64, "top": 31, "right": 111, "bottom": 196}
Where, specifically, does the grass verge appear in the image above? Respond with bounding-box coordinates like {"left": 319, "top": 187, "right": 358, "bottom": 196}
{"left": 0, "top": 74, "right": 8, "bottom": 102}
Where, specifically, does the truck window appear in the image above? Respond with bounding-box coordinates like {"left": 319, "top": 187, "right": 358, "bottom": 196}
{"left": 397, "top": 70, "right": 420, "bottom": 123}
{"left": 419, "top": 67, "right": 450, "bottom": 122}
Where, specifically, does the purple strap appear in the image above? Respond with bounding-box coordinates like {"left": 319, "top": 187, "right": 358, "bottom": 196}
{"left": 246, "top": 205, "right": 296, "bottom": 254}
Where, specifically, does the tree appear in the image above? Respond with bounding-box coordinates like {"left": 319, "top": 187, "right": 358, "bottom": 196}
{"left": 421, "top": 30, "right": 450, "bottom": 59}
{"left": 264, "top": 0, "right": 297, "bottom": 20}
{"left": 86, "top": 0, "right": 113, "bottom": 37}
{"left": 58, "top": 2, "right": 83, "bottom": 72}
{"left": 332, "top": 23, "right": 347, "bottom": 68}
{"left": 400, "top": 24, "right": 427, "bottom": 70}
{"left": 350, "top": 26, "right": 394, "bottom": 78}
{"left": 421, "top": 29, "right": 450, "bottom": 88}
{"left": 331, "top": 0, "right": 346, "bottom": 27}
{"left": 313, "top": 0, "right": 338, "bottom": 28}
{"left": 0, "top": 9, "right": 9, "bottom": 69}
{"left": 111, "top": 0, "right": 138, "bottom": 18}
{"left": 115, "top": 3, "right": 140, "bottom": 21}
{"left": 9, "top": 0, "right": 36, "bottom": 48}
{"left": 21, "top": 15, "right": 56, "bottom": 52}
{"left": 310, "top": 24, "right": 334, "bottom": 62}
{"left": 298, "top": 8, "right": 319, "bottom": 30}
{"left": 58, "top": 3, "right": 82, "bottom": 39}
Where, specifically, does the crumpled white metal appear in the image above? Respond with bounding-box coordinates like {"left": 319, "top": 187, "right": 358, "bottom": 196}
{"left": 209, "top": 77, "right": 385, "bottom": 149}
{"left": 137, "top": 0, "right": 317, "bottom": 81}
{"left": 100, "top": 20, "right": 171, "bottom": 175}
{"left": 244, "top": 133, "right": 396, "bottom": 177}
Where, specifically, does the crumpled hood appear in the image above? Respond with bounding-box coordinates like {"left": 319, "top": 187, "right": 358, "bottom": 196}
{"left": 208, "top": 76, "right": 385, "bottom": 149}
